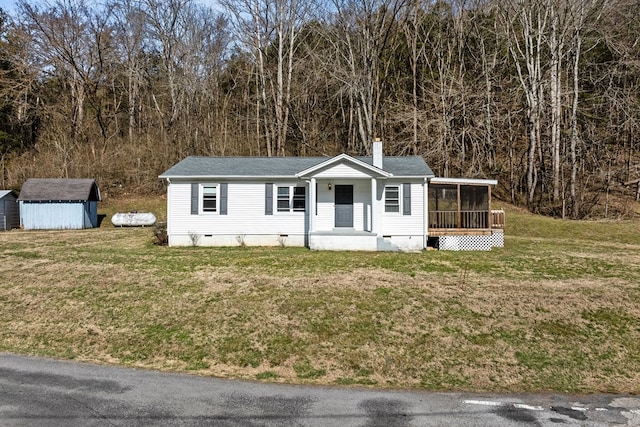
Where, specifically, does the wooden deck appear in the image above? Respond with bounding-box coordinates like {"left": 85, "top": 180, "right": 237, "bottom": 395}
{"left": 428, "top": 209, "right": 505, "bottom": 236}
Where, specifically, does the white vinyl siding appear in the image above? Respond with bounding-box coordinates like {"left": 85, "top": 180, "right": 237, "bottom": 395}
{"left": 168, "top": 181, "right": 306, "bottom": 237}
{"left": 315, "top": 180, "right": 371, "bottom": 232}
{"left": 313, "top": 162, "right": 375, "bottom": 178}
{"left": 382, "top": 181, "right": 424, "bottom": 235}
{"left": 166, "top": 178, "right": 426, "bottom": 248}
{"left": 384, "top": 184, "right": 411, "bottom": 215}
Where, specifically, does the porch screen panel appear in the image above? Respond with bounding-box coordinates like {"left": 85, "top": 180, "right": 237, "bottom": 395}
{"left": 460, "top": 185, "right": 489, "bottom": 228}
{"left": 460, "top": 186, "right": 488, "bottom": 210}
{"left": 429, "top": 184, "right": 458, "bottom": 228}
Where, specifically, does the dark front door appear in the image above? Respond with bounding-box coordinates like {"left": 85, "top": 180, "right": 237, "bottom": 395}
{"left": 334, "top": 185, "right": 353, "bottom": 228}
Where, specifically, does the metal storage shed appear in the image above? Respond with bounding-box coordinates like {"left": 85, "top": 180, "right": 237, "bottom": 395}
{"left": 18, "top": 179, "right": 101, "bottom": 230}
{"left": 0, "top": 190, "right": 19, "bottom": 231}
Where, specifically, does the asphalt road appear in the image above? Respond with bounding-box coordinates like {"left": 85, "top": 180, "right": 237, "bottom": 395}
{"left": 1, "top": 353, "right": 639, "bottom": 426}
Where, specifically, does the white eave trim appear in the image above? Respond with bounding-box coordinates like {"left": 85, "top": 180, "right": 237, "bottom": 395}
{"left": 430, "top": 177, "right": 498, "bottom": 186}
{"left": 158, "top": 175, "right": 302, "bottom": 180}
{"left": 295, "top": 153, "right": 392, "bottom": 178}
{"left": 393, "top": 174, "right": 436, "bottom": 179}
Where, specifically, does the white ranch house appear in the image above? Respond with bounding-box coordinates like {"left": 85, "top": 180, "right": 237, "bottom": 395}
{"left": 159, "top": 141, "right": 504, "bottom": 251}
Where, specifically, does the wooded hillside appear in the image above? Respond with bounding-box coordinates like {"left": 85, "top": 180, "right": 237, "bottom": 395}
{"left": 0, "top": 0, "right": 638, "bottom": 218}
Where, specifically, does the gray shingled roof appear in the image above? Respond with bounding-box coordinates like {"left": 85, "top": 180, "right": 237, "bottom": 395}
{"left": 18, "top": 179, "right": 101, "bottom": 202}
{"left": 0, "top": 190, "right": 16, "bottom": 199}
{"left": 159, "top": 156, "right": 434, "bottom": 178}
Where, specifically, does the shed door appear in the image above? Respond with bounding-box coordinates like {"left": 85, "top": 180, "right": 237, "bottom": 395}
{"left": 334, "top": 185, "right": 353, "bottom": 228}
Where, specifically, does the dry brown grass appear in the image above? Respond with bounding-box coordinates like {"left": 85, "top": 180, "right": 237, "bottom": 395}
{"left": 1, "top": 200, "right": 640, "bottom": 392}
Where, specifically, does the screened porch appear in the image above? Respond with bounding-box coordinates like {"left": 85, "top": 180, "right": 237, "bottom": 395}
{"left": 428, "top": 178, "right": 504, "bottom": 235}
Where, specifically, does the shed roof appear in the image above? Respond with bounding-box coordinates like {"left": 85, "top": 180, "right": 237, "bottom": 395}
{"left": 159, "top": 155, "right": 434, "bottom": 179}
{"left": 0, "top": 190, "right": 16, "bottom": 199}
{"left": 18, "top": 179, "right": 101, "bottom": 202}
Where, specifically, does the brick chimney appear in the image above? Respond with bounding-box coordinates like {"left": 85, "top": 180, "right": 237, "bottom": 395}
{"left": 373, "top": 138, "right": 383, "bottom": 169}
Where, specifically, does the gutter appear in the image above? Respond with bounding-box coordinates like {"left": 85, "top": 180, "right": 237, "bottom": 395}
{"left": 158, "top": 175, "right": 304, "bottom": 180}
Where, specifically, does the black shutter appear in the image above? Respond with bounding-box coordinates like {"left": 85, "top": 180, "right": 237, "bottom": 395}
{"left": 265, "top": 183, "right": 273, "bottom": 215}
{"left": 191, "top": 183, "right": 199, "bottom": 215}
{"left": 220, "top": 183, "right": 228, "bottom": 215}
{"left": 403, "top": 183, "right": 411, "bottom": 215}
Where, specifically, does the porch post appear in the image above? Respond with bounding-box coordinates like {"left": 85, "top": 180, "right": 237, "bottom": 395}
{"left": 457, "top": 183, "right": 461, "bottom": 230}
{"left": 165, "top": 179, "right": 171, "bottom": 245}
{"left": 309, "top": 178, "right": 316, "bottom": 232}
{"left": 488, "top": 185, "right": 492, "bottom": 230}
{"left": 371, "top": 178, "right": 378, "bottom": 234}
{"left": 423, "top": 178, "right": 428, "bottom": 249}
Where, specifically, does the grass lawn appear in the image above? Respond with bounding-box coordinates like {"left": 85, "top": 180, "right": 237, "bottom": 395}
{"left": 1, "top": 197, "right": 639, "bottom": 393}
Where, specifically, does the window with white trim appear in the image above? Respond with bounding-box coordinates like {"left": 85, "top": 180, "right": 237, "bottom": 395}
{"left": 202, "top": 185, "right": 217, "bottom": 212}
{"left": 277, "top": 186, "right": 289, "bottom": 211}
{"left": 293, "top": 187, "right": 306, "bottom": 211}
{"left": 276, "top": 185, "right": 306, "bottom": 212}
{"left": 385, "top": 185, "right": 400, "bottom": 213}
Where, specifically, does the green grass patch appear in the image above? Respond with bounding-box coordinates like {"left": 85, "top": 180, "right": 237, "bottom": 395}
{"left": 0, "top": 200, "right": 639, "bottom": 392}
{"left": 256, "top": 371, "right": 278, "bottom": 380}
{"left": 294, "top": 360, "right": 327, "bottom": 379}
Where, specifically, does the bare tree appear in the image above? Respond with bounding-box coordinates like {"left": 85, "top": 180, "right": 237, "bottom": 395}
{"left": 18, "top": 0, "right": 116, "bottom": 157}
{"left": 547, "top": 0, "right": 603, "bottom": 208}
{"left": 111, "top": 0, "right": 147, "bottom": 144}
{"left": 1, "top": 0, "right": 639, "bottom": 217}
{"left": 143, "top": 0, "right": 192, "bottom": 131}
{"left": 548, "top": 0, "right": 568, "bottom": 203}
{"left": 220, "top": 0, "right": 311, "bottom": 156}
{"left": 500, "top": 0, "right": 549, "bottom": 205}
{"left": 567, "top": 0, "right": 606, "bottom": 217}
{"left": 18, "top": 0, "right": 88, "bottom": 143}
{"left": 324, "top": 0, "right": 406, "bottom": 154}
{"left": 0, "top": 10, "right": 40, "bottom": 186}
{"left": 399, "top": 0, "right": 433, "bottom": 155}
{"left": 469, "top": 0, "right": 502, "bottom": 174}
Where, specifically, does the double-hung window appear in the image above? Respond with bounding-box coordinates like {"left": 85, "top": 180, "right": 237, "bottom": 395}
{"left": 385, "top": 185, "right": 400, "bottom": 213}
{"left": 276, "top": 185, "right": 306, "bottom": 212}
{"left": 202, "top": 185, "right": 217, "bottom": 212}
{"left": 192, "top": 183, "right": 226, "bottom": 215}
{"left": 292, "top": 187, "right": 306, "bottom": 211}
{"left": 277, "top": 187, "right": 290, "bottom": 212}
